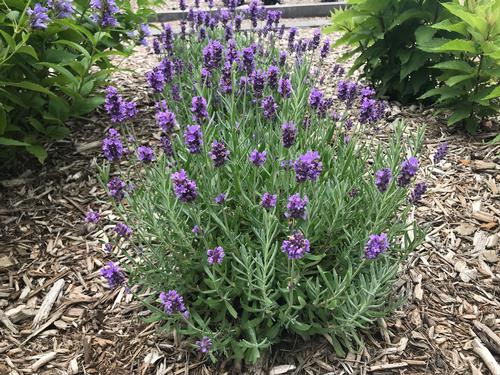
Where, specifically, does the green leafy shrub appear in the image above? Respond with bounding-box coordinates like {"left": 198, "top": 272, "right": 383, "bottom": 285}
{"left": 417, "top": 0, "right": 500, "bottom": 130}
{"left": 0, "top": 0, "right": 156, "bottom": 164}
{"left": 95, "top": 7, "right": 428, "bottom": 365}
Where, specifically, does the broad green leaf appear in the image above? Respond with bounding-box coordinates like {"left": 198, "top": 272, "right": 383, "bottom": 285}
{"left": 431, "top": 60, "right": 474, "bottom": 74}
{"left": 442, "top": 2, "right": 488, "bottom": 36}
{"left": 0, "top": 81, "right": 56, "bottom": 96}
{"left": 389, "top": 9, "right": 430, "bottom": 31}
{"left": 482, "top": 86, "right": 500, "bottom": 100}
{"left": 445, "top": 74, "right": 474, "bottom": 87}
{"left": 0, "top": 30, "right": 15, "bottom": 50}
{"left": 432, "top": 39, "right": 477, "bottom": 54}
{"left": 0, "top": 136, "right": 28, "bottom": 146}
{"left": 17, "top": 45, "right": 38, "bottom": 60}
{"left": 431, "top": 19, "right": 468, "bottom": 36}
{"left": 447, "top": 107, "right": 471, "bottom": 125}
{"left": 26, "top": 144, "right": 48, "bottom": 163}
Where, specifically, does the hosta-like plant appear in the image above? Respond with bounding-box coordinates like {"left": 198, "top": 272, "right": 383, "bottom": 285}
{"left": 96, "top": 2, "right": 427, "bottom": 365}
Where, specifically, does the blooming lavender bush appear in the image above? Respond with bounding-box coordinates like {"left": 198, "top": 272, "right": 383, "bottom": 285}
{"left": 98, "top": 2, "right": 426, "bottom": 364}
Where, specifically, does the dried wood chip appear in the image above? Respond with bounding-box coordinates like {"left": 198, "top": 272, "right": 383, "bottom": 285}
{"left": 471, "top": 160, "right": 498, "bottom": 171}
{"left": 455, "top": 223, "right": 476, "bottom": 236}
{"left": 269, "top": 364, "right": 297, "bottom": 374}
{"left": 32, "top": 279, "right": 65, "bottom": 328}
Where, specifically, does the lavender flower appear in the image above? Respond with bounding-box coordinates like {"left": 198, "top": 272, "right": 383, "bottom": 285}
{"left": 215, "top": 193, "right": 227, "bottom": 204}
{"left": 308, "top": 88, "right": 323, "bottom": 110}
{"left": 285, "top": 193, "right": 308, "bottom": 220}
{"left": 191, "top": 96, "right": 209, "bottom": 123}
{"left": 183, "top": 125, "right": 203, "bottom": 154}
{"left": 152, "top": 38, "right": 161, "bottom": 54}
{"left": 433, "top": 143, "right": 448, "bottom": 164}
{"left": 281, "top": 122, "right": 297, "bottom": 148}
{"left": 374, "top": 168, "right": 392, "bottom": 192}
{"left": 317, "top": 97, "right": 334, "bottom": 118}
{"left": 160, "top": 290, "right": 189, "bottom": 318}
{"left": 261, "top": 95, "right": 277, "bottom": 119}
{"left": 247, "top": 0, "right": 259, "bottom": 28}
{"left": 310, "top": 28, "right": 321, "bottom": 50}
{"left": 160, "top": 136, "right": 174, "bottom": 157}
{"left": 47, "top": 0, "right": 74, "bottom": 18}
{"left": 179, "top": 0, "right": 186, "bottom": 10}
{"left": 364, "top": 233, "right": 389, "bottom": 259}
{"left": 337, "top": 80, "right": 358, "bottom": 107}
{"left": 209, "top": 140, "right": 230, "bottom": 167}
{"left": 349, "top": 187, "right": 360, "bottom": 198}
{"left": 102, "top": 128, "right": 125, "bottom": 162}
{"left": 397, "top": 157, "right": 419, "bottom": 187}
{"left": 137, "top": 146, "right": 155, "bottom": 163}
{"left": 288, "top": 27, "right": 298, "bottom": 49}
{"left": 90, "top": 0, "right": 119, "bottom": 27}
{"left": 107, "top": 176, "right": 126, "bottom": 200}
{"left": 104, "top": 243, "right": 113, "bottom": 253}
{"left": 409, "top": 182, "right": 427, "bottom": 204}
{"left": 249, "top": 149, "right": 267, "bottom": 166}
{"left": 85, "top": 209, "right": 100, "bottom": 224}
{"left": 104, "top": 87, "right": 136, "bottom": 123}
{"left": 171, "top": 169, "right": 198, "bottom": 203}
{"left": 282, "top": 231, "right": 310, "bottom": 260}
{"left": 279, "top": 51, "right": 287, "bottom": 66}
{"left": 156, "top": 108, "right": 177, "bottom": 134}
{"left": 267, "top": 65, "right": 280, "bottom": 89}
{"left": 261, "top": 192, "right": 277, "bottom": 209}
{"left": 161, "top": 24, "right": 174, "bottom": 52}
{"left": 219, "top": 62, "right": 233, "bottom": 94}
{"left": 359, "top": 98, "right": 385, "bottom": 124}
{"left": 100, "top": 261, "right": 126, "bottom": 288}
{"left": 234, "top": 15, "right": 242, "bottom": 31}
{"left": 294, "top": 151, "right": 323, "bottom": 183}
{"left": 251, "top": 69, "right": 266, "bottom": 99}
{"left": 28, "top": 3, "right": 50, "bottom": 29}
{"left": 361, "top": 85, "right": 376, "bottom": 99}
{"left": 207, "top": 246, "right": 225, "bottom": 265}
{"left": 242, "top": 46, "right": 255, "bottom": 74}
{"left": 192, "top": 225, "right": 201, "bottom": 234}
{"left": 332, "top": 64, "right": 345, "bottom": 77}
{"left": 114, "top": 222, "right": 132, "bottom": 238}
{"left": 196, "top": 337, "right": 212, "bottom": 353}
{"left": 320, "top": 38, "right": 330, "bottom": 58}
{"left": 145, "top": 68, "right": 165, "bottom": 93}
{"left": 203, "top": 40, "right": 224, "bottom": 71}
{"left": 278, "top": 78, "right": 292, "bottom": 98}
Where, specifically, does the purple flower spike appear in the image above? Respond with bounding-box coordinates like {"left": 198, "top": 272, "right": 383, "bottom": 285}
{"left": 156, "top": 108, "right": 177, "bottom": 134}
{"left": 171, "top": 169, "right": 198, "bottom": 203}
{"left": 374, "top": 168, "right": 392, "bottom": 192}
{"left": 249, "top": 149, "right": 267, "bottom": 167}
{"left": 308, "top": 88, "right": 324, "bottom": 110}
{"left": 207, "top": 246, "right": 225, "bottom": 265}
{"left": 107, "top": 176, "right": 126, "bottom": 201}
{"left": 137, "top": 146, "right": 155, "bottom": 163}
{"left": 278, "top": 77, "right": 292, "bottom": 99}
{"left": 114, "top": 222, "right": 133, "bottom": 238}
{"left": 409, "top": 182, "right": 427, "bottom": 204}
{"left": 285, "top": 193, "right": 308, "bottom": 220}
{"left": 48, "top": 0, "right": 74, "bottom": 19}
{"left": 85, "top": 209, "right": 100, "bottom": 224}
{"left": 261, "top": 192, "right": 277, "bottom": 209}
{"left": 27, "top": 3, "right": 50, "bottom": 29}
{"left": 90, "top": 0, "right": 119, "bottom": 27}
{"left": 279, "top": 51, "right": 287, "bottom": 66}
{"left": 397, "top": 157, "right": 419, "bottom": 187}
{"left": 364, "top": 233, "right": 389, "bottom": 259}
{"left": 184, "top": 125, "right": 203, "bottom": 154}
{"left": 160, "top": 136, "right": 174, "bottom": 157}
{"left": 267, "top": 65, "right": 280, "bottom": 89}
{"left": 359, "top": 98, "right": 385, "bottom": 124}
{"left": 196, "top": 337, "right": 212, "bottom": 353}
{"left": 209, "top": 140, "right": 230, "bottom": 167}
{"left": 191, "top": 96, "right": 209, "bottom": 123}
{"left": 433, "top": 143, "right": 448, "bottom": 164}
{"left": 261, "top": 96, "right": 278, "bottom": 119}
{"left": 215, "top": 193, "right": 227, "bottom": 204}
{"left": 251, "top": 69, "right": 266, "bottom": 99}
{"left": 337, "top": 80, "right": 358, "bottom": 107}
{"left": 105, "top": 87, "right": 136, "bottom": 123}
{"left": 294, "top": 151, "right": 323, "bottom": 183}
{"left": 310, "top": 28, "right": 321, "bottom": 50}
{"left": 102, "top": 128, "right": 126, "bottom": 162}
{"left": 282, "top": 231, "right": 310, "bottom": 260}
{"left": 320, "top": 38, "right": 330, "bottom": 58}
{"left": 160, "top": 290, "right": 189, "bottom": 317}
{"left": 100, "top": 261, "right": 126, "bottom": 288}
{"left": 288, "top": 27, "right": 298, "bottom": 49}
{"left": 146, "top": 68, "right": 165, "bottom": 93}
{"left": 281, "top": 122, "right": 297, "bottom": 148}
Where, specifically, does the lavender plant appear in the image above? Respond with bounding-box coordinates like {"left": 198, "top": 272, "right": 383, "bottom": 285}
{"left": 97, "top": 1, "right": 426, "bottom": 365}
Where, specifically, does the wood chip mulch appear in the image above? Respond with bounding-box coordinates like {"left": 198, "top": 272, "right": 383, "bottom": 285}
{"left": 1, "top": 40, "right": 499, "bottom": 375}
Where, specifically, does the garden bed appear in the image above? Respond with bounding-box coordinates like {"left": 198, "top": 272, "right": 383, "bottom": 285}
{"left": 0, "top": 28, "right": 499, "bottom": 375}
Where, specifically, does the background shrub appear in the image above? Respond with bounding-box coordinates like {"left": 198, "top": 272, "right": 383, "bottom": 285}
{"left": 97, "top": 7, "right": 426, "bottom": 365}
{"left": 0, "top": 0, "right": 157, "bottom": 164}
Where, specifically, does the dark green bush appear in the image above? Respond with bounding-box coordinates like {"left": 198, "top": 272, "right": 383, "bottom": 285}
{"left": 0, "top": 0, "right": 156, "bottom": 163}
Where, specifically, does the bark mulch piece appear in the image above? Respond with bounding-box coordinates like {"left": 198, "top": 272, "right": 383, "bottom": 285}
{"left": 1, "top": 38, "right": 499, "bottom": 375}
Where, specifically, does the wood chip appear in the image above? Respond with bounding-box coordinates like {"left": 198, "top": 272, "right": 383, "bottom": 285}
{"left": 32, "top": 279, "right": 65, "bottom": 328}
{"left": 269, "top": 364, "right": 297, "bottom": 374}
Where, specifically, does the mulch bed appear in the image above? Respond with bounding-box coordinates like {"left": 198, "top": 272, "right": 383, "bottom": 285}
{"left": 1, "top": 31, "right": 499, "bottom": 375}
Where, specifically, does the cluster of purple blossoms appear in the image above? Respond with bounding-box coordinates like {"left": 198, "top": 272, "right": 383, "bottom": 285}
{"left": 105, "top": 87, "right": 137, "bottom": 123}
{"left": 201, "top": 68, "right": 212, "bottom": 87}
{"left": 397, "top": 157, "right": 419, "bottom": 187}
{"left": 196, "top": 337, "right": 212, "bottom": 353}
{"left": 171, "top": 169, "right": 198, "bottom": 203}
{"left": 249, "top": 149, "right": 267, "bottom": 167}
{"left": 409, "top": 182, "right": 427, "bottom": 204}
{"left": 282, "top": 231, "right": 310, "bottom": 260}
{"left": 48, "top": 0, "right": 74, "bottom": 19}
{"left": 374, "top": 168, "right": 392, "bottom": 192}
{"left": 28, "top": 3, "right": 50, "bottom": 29}
{"left": 102, "top": 128, "right": 126, "bottom": 162}
{"left": 203, "top": 40, "right": 224, "bottom": 71}
{"left": 267, "top": 65, "right": 280, "bottom": 89}
{"left": 320, "top": 39, "right": 330, "bottom": 58}
{"left": 114, "top": 222, "right": 133, "bottom": 238}
{"left": 85, "top": 209, "right": 100, "bottom": 224}
{"left": 146, "top": 67, "right": 166, "bottom": 93}
{"left": 309, "top": 28, "right": 321, "bottom": 50}
{"left": 219, "top": 62, "right": 233, "bottom": 94}
{"left": 155, "top": 104, "right": 177, "bottom": 134}
{"left": 349, "top": 187, "right": 360, "bottom": 198}
{"left": 332, "top": 64, "right": 345, "bottom": 77}
{"left": 184, "top": 125, "right": 203, "bottom": 154}
{"left": 261, "top": 95, "right": 277, "bottom": 119}
{"left": 90, "top": 0, "right": 119, "bottom": 27}
{"left": 160, "top": 290, "right": 189, "bottom": 318}
{"left": 209, "top": 140, "right": 230, "bottom": 167}
{"left": 359, "top": 98, "right": 385, "bottom": 124}
{"left": 191, "top": 96, "right": 209, "bottom": 123}
{"left": 100, "top": 261, "right": 126, "bottom": 288}
{"left": 207, "top": 246, "right": 225, "bottom": 265}
{"left": 215, "top": 193, "right": 227, "bottom": 204}
{"left": 337, "top": 80, "right": 358, "bottom": 107}
{"left": 138, "top": 23, "right": 152, "bottom": 46}
{"left": 433, "top": 143, "right": 448, "bottom": 164}
{"left": 278, "top": 77, "right": 292, "bottom": 98}
{"left": 235, "top": 15, "right": 242, "bottom": 31}
{"left": 161, "top": 24, "right": 174, "bottom": 52}
{"left": 294, "top": 151, "right": 323, "bottom": 183}
{"left": 192, "top": 225, "right": 201, "bottom": 235}
{"left": 360, "top": 85, "right": 376, "bottom": 99}
{"left": 107, "top": 176, "right": 126, "bottom": 200}
{"left": 247, "top": 0, "right": 260, "bottom": 28}
{"left": 279, "top": 51, "right": 287, "bottom": 66}
{"left": 242, "top": 46, "right": 255, "bottom": 74}
{"left": 179, "top": 0, "right": 186, "bottom": 10}
{"left": 261, "top": 192, "right": 277, "bottom": 209}
{"left": 137, "top": 146, "right": 155, "bottom": 163}
{"left": 251, "top": 69, "right": 266, "bottom": 99}
{"left": 285, "top": 193, "right": 309, "bottom": 220}
{"left": 152, "top": 38, "right": 161, "bottom": 54}
{"left": 159, "top": 58, "right": 176, "bottom": 83}
{"left": 160, "top": 136, "right": 174, "bottom": 157}
{"left": 308, "top": 88, "right": 324, "bottom": 110}
{"left": 364, "top": 233, "right": 389, "bottom": 259}
{"left": 317, "top": 97, "right": 334, "bottom": 118}
{"left": 281, "top": 122, "right": 297, "bottom": 148}
{"left": 288, "top": 27, "right": 298, "bottom": 49}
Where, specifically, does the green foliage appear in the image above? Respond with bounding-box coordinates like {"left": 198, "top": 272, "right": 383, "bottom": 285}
{"left": 325, "top": 0, "right": 449, "bottom": 103}
{"left": 0, "top": 0, "right": 155, "bottom": 164}
{"left": 417, "top": 0, "right": 500, "bottom": 131}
